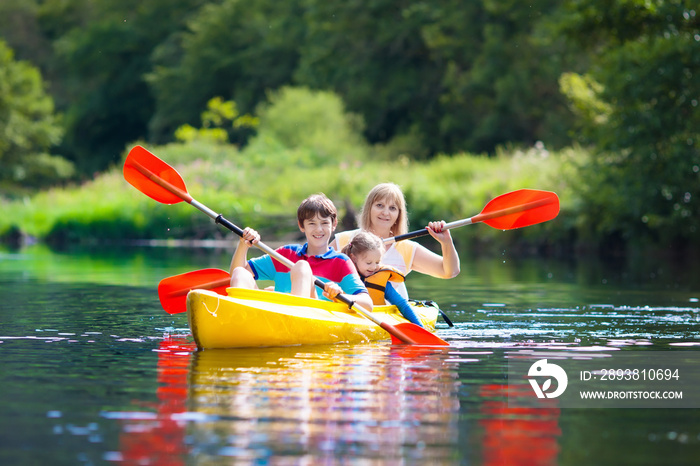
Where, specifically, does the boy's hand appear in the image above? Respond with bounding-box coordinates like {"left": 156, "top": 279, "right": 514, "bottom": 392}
{"left": 322, "top": 281, "right": 343, "bottom": 301}
{"left": 240, "top": 227, "right": 260, "bottom": 247}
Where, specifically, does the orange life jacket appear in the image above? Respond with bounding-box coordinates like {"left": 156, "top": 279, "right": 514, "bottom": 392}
{"left": 364, "top": 266, "right": 406, "bottom": 305}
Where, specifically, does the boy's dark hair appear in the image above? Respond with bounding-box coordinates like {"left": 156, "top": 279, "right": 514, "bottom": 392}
{"left": 297, "top": 193, "right": 338, "bottom": 226}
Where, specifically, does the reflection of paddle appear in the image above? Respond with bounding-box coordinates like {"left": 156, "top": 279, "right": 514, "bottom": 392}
{"left": 158, "top": 268, "right": 230, "bottom": 315}
{"left": 124, "top": 145, "right": 448, "bottom": 346}
{"left": 384, "top": 189, "right": 560, "bottom": 244}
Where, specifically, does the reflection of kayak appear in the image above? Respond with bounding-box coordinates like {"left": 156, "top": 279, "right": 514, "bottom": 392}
{"left": 187, "top": 344, "right": 460, "bottom": 461}
{"left": 186, "top": 288, "right": 440, "bottom": 349}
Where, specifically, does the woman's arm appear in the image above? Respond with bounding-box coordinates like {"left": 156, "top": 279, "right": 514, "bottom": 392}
{"left": 410, "top": 221, "right": 460, "bottom": 279}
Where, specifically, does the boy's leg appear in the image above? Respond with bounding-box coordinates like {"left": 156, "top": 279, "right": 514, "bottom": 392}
{"left": 230, "top": 267, "right": 257, "bottom": 289}
{"left": 289, "top": 260, "right": 316, "bottom": 298}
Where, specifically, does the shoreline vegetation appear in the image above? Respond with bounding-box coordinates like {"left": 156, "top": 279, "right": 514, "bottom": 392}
{"left": 0, "top": 137, "right": 616, "bottom": 259}
{"left": 2, "top": 86, "right": 697, "bottom": 262}
{"left": 3, "top": 139, "right": 574, "bottom": 253}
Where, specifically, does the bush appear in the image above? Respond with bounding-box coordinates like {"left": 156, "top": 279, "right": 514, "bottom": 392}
{"left": 246, "top": 87, "right": 369, "bottom": 167}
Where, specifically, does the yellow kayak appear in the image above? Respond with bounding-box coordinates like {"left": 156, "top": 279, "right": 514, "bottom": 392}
{"left": 186, "top": 287, "right": 440, "bottom": 349}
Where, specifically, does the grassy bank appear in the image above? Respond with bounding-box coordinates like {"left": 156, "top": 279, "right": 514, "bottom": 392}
{"left": 0, "top": 140, "right": 580, "bottom": 254}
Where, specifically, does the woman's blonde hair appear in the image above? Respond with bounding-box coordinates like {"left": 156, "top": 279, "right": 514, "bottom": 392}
{"left": 341, "top": 231, "right": 384, "bottom": 258}
{"left": 358, "top": 183, "right": 408, "bottom": 236}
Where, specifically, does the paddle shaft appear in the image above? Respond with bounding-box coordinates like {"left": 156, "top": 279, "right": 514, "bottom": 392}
{"left": 129, "top": 156, "right": 419, "bottom": 344}
{"left": 384, "top": 196, "right": 556, "bottom": 244}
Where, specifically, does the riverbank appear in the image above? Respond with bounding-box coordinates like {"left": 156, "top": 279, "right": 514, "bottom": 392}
{"left": 5, "top": 140, "right": 696, "bottom": 260}
{"left": 1, "top": 141, "right": 575, "bottom": 248}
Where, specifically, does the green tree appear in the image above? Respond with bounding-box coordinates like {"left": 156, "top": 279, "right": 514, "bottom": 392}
{"left": 46, "top": 0, "right": 206, "bottom": 173}
{"left": 147, "top": 0, "right": 305, "bottom": 144}
{"left": 432, "top": 0, "right": 576, "bottom": 153}
{"left": 295, "top": 0, "right": 443, "bottom": 153}
{"left": 0, "top": 40, "right": 70, "bottom": 191}
{"left": 558, "top": 0, "right": 700, "bottom": 249}
{"left": 296, "top": 0, "right": 574, "bottom": 155}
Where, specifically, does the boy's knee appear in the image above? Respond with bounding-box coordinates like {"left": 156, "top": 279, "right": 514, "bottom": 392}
{"left": 290, "top": 260, "right": 315, "bottom": 298}
{"left": 290, "top": 260, "right": 312, "bottom": 278}
{"left": 230, "top": 267, "right": 255, "bottom": 287}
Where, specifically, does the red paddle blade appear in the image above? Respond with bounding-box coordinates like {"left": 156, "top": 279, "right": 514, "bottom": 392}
{"left": 124, "top": 145, "right": 190, "bottom": 205}
{"left": 477, "top": 189, "right": 559, "bottom": 230}
{"left": 388, "top": 323, "right": 450, "bottom": 346}
{"left": 158, "top": 268, "right": 231, "bottom": 314}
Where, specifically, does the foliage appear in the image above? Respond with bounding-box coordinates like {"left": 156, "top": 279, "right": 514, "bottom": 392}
{"left": 559, "top": 72, "right": 612, "bottom": 128}
{"left": 0, "top": 1, "right": 53, "bottom": 68}
{"left": 296, "top": 0, "right": 574, "bottom": 155}
{"left": 0, "top": 40, "right": 71, "bottom": 191}
{"left": 8, "top": 0, "right": 574, "bottom": 168}
{"left": 0, "top": 0, "right": 595, "bottom": 173}
{"left": 1, "top": 0, "right": 700, "bottom": 253}
{"left": 557, "top": 0, "right": 700, "bottom": 249}
{"left": 430, "top": 0, "right": 576, "bottom": 153}
{"left": 174, "top": 97, "right": 259, "bottom": 145}
{"left": 0, "top": 138, "right": 576, "bottom": 254}
{"left": 294, "top": 0, "right": 444, "bottom": 153}
{"left": 243, "top": 87, "right": 369, "bottom": 167}
{"left": 42, "top": 0, "right": 206, "bottom": 173}
{"left": 146, "top": 0, "right": 305, "bottom": 144}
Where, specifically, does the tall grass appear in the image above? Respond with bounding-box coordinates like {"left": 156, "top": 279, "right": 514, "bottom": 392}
{"left": 0, "top": 140, "right": 583, "bottom": 251}
{"left": 1, "top": 87, "right": 584, "bottom": 252}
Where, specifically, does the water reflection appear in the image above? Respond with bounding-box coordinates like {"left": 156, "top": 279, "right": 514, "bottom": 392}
{"left": 479, "top": 384, "right": 560, "bottom": 466}
{"left": 190, "top": 344, "right": 460, "bottom": 462}
{"left": 104, "top": 337, "right": 193, "bottom": 464}
{"left": 0, "top": 243, "right": 229, "bottom": 288}
{"left": 115, "top": 339, "right": 462, "bottom": 463}
{"left": 5, "top": 246, "right": 700, "bottom": 464}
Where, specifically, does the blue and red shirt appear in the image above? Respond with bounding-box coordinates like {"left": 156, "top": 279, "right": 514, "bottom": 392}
{"left": 248, "top": 243, "right": 368, "bottom": 300}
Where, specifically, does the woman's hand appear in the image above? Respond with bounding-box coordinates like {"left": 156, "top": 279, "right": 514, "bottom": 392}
{"left": 426, "top": 220, "right": 452, "bottom": 244}
{"left": 239, "top": 227, "right": 260, "bottom": 247}
{"left": 412, "top": 220, "right": 460, "bottom": 279}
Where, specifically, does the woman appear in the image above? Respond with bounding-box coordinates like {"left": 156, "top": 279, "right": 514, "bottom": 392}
{"left": 331, "top": 183, "right": 460, "bottom": 298}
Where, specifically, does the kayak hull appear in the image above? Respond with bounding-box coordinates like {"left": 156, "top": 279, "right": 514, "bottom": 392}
{"left": 186, "top": 288, "right": 439, "bottom": 349}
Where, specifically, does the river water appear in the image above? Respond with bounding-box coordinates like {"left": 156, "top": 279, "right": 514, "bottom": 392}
{"left": 1, "top": 244, "right": 699, "bottom": 465}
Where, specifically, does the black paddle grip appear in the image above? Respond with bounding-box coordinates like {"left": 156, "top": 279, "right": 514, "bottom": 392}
{"left": 215, "top": 215, "right": 245, "bottom": 237}
{"left": 391, "top": 228, "right": 429, "bottom": 242}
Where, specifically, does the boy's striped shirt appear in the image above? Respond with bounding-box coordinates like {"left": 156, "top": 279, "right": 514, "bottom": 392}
{"left": 248, "top": 243, "right": 367, "bottom": 299}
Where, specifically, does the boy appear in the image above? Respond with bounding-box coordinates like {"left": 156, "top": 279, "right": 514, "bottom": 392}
{"left": 229, "top": 193, "right": 373, "bottom": 310}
